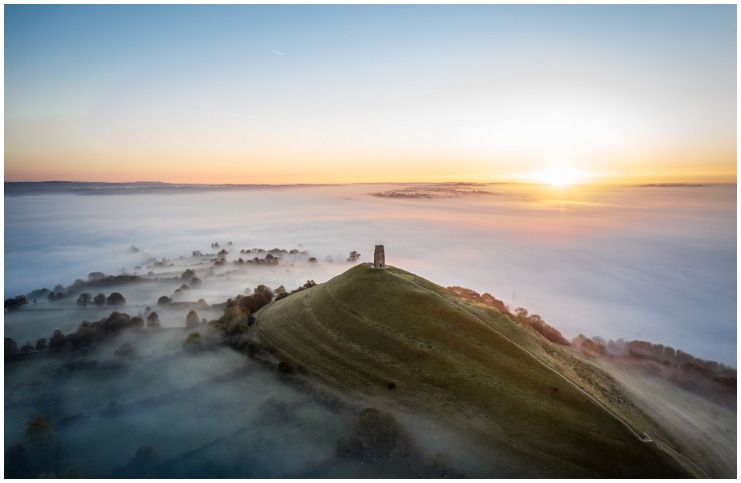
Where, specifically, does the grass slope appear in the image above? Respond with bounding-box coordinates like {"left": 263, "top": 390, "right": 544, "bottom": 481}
{"left": 255, "top": 264, "right": 692, "bottom": 477}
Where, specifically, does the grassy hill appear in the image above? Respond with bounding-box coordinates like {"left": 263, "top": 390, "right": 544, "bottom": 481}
{"left": 254, "top": 264, "right": 695, "bottom": 477}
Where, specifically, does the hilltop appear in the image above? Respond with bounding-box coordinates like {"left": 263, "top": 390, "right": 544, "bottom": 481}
{"left": 253, "top": 263, "right": 696, "bottom": 477}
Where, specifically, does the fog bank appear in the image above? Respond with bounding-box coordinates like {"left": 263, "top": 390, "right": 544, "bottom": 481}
{"left": 5, "top": 182, "right": 736, "bottom": 364}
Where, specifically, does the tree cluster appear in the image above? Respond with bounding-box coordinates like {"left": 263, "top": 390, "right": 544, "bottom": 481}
{"left": 447, "top": 286, "right": 569, "bottom": 345}
{"left": 76, "top": 292, "right": 126, "bottom": 307}
{"left": 274, "top": 280, "right": 317, "bottom": 301}
{"left": 575, "top": 335, "right": 736, "bottom": 385}
{"left": 234, "top": 254, "right": 279, "bottom": 266}
{"left": 5, "top": 312, "right": 146, "bottom": 359}
{"left": 4, "top": 295, "right": 28, "bottom": 311}
{"left": 211, "top": 285, "right": 273, "bottom": 348}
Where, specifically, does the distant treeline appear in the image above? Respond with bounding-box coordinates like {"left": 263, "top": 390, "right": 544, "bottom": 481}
{"left": 573, "top": 335, "right": 736, "bottom": 392}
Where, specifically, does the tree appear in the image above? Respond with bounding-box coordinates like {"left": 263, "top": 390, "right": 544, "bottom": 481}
{"left": 239, "top": 293, "right": 268, "bottom": 314}
{"left": 308, "top": 257, "right": 318, "bottom": 263}
{"left": 347, "top": 250, "right": 361, "bottom": 262}
{"left": 107, "top": 292, "right": 126, "bottom": 306}
{"left": 146, "top": 312, "right": 161, "bottom": 328}
{"left": 49, "top": 330, "right": 66, "bottom": 351}
{"left": 5, "top": 338, "right": 19, "bottom": 357}
{"left": 20, "top": 342, "right": 34, "bottom": 354}
{"left": 254, "top": 285, "right": 274, "bottom": 302}
{"left": 180, "top": 269, "right": 195, "bottom": 281}
{"left": 186, "top": 310, "right": 200, "bottom": 328}
{"left": 274, "top": 285, "right": 288, "bottom": 301}
{"left": 93, "top": 293, "right": 107, "bottom": 306}
{"left": 69, "top": 279, "right": 86, "bottom": 293}
{"left": 76, "top": 293, "right": 92, "bottom": 307}
{"left": 157, "top": 296, "right": 171, "bottom": 306}
{"left": 189, "top": 277, "right": 202, "bottom": 287}
{"left": 183, "top": 332, "right": 204, "bottom": 353}
{"left": 130, "top": 316, "right": 144, "bottom": 329}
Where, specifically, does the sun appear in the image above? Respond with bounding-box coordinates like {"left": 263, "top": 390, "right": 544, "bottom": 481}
{"left": 531, "top": 164, "right": 586, "bottom": 187}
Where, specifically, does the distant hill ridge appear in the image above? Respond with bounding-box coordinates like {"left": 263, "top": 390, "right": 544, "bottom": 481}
{"left": 4, "top": 181, "right": 329, "bottom": 196}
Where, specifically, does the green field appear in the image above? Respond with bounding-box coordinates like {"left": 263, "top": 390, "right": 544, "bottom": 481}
{"left": 255, "top": 264, "right": 694, "bottom": 477}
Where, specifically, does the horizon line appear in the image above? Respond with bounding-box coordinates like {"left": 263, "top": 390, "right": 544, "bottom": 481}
{"left": 4, "top": 179, "right": 737, "bottom": 187}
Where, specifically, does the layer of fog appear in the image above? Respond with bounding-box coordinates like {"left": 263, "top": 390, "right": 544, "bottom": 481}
{"left": 5, "top": 246, "right": 353, "bottom": 348}
{"left": 6, "top": 183, "right": 735, "bottom": 364}
{"left": 598, "top": 360, "right": 736, "bottom": 478}
{"left": 6, "top": 327, "right": 504, "bottom": 477}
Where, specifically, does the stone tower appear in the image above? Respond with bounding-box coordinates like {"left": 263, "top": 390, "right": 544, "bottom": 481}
{"left": 373, "top": 245, "right": 385, "bottom": 269}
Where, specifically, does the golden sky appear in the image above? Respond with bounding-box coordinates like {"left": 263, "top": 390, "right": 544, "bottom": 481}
{"left": 5, "top": 5, "right": 737, "bottom": 184}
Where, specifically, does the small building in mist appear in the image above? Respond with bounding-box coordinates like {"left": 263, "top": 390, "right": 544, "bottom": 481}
{"left": 373, "top": 245, "right": 386, "bottom": 269}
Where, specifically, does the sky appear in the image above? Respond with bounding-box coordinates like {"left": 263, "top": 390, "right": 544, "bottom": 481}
{"left": 4, "top": 5, "right": 737, "bottom": 184}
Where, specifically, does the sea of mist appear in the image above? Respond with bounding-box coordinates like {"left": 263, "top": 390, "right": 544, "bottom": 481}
{"left": 5, "top": 182, "right": 736, "bottom": 365}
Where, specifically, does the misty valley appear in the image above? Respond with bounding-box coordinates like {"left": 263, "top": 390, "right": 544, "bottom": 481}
{"left": 4, "top": 3, "right": 737, "bottom": 479}
{"left": 3, "top": 184, "right": 736, "bottom": 478}
{"left": 5, "top": 232, "right": 736, "bottom": 477}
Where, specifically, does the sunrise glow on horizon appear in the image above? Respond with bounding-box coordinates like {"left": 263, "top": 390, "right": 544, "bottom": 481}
{"left": 5, "top": 5, "right": 737, "bottom": 185}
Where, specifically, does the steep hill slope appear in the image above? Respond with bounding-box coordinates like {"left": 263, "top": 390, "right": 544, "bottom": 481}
{"left": 254, "top": 264, "right": 694, "bottom": 477}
